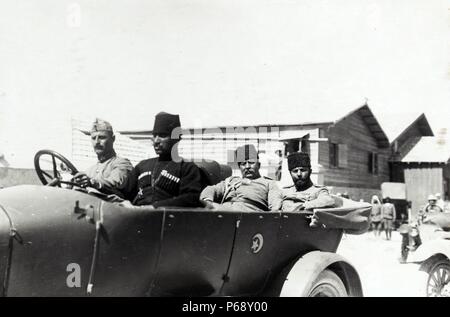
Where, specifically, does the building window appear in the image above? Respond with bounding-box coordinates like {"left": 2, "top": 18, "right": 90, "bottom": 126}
{"left": 319, "top": 128, "right": 327, "bottom": 139}
{"left": 329, "top": 142, "right": 348, "bottom": 168}
{"left": 338, "top": 144, "right": 348, "bottom": 168}
{"left": 329, "top": 142, "right": 339, "bottom": 168}
{"left": 368, "top": 152, "right": 378, "bottom": 174}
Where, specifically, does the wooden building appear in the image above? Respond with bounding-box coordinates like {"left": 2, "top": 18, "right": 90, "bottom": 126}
{"left": 390, "top": 135, "right": 450, "bottom": 216}
{"left": 122, "top": 104, "right": 396, "bottom": 201}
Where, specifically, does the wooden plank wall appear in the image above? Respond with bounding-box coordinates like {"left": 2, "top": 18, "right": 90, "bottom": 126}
{"left": 404, "top": 165, "right": 444, "bottom": 216}
{"left": 319, "top": 111, "right": 390, "bottom": 189}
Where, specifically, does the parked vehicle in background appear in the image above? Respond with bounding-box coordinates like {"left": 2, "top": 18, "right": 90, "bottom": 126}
{"left": 381, "top": 182, "right": 410, "bottom": 229}
{"left": 407, "top": 212, "right": 450, "bottom": 297}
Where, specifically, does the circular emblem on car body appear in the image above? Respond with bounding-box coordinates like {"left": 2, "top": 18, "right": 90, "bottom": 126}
{"left": 251, "top": 233, "right": 264, "bottom": 254}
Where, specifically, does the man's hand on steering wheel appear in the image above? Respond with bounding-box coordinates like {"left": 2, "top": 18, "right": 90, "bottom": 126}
{"left": 73, "top": 172, "right": 102, "bottom": 190}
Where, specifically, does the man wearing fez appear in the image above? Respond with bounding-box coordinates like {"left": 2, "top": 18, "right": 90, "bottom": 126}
{"left": 281, "top": 152, "right": 334, "bottom": 212}
{"left": 131, "top": 112, "right": 203, "bottom": 207}
{"left": 73, "top": 118, "right": 134, "bottom": 199}
{"left": 200, "top": 144, "right": 282, "bottom": 211}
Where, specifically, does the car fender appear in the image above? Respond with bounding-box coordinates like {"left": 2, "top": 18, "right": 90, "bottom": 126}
{"left": 408, "top": 239, "right": 450, "bottom": 264}
{"left": 279, "top": 251, "right": 363, "bottom": 297}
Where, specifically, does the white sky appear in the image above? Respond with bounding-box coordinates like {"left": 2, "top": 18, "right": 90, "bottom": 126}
{"left": 0, "top": 0, "right": 450, "bottom": 165}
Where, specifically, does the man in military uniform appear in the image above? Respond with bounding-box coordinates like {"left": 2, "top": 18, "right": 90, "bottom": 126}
{"left": 73, "top": 119, "right": 134, "bottom": 200}
{"left": 423, "top": 194, "right": 444, "bottom": 213}
{"left": 200, "top": 144, "right": 283, "bottom": 211}
{"left": 381, "top": 197, "right": 396, "bottom": 240}
{"left": 130, "top": 112, "right": 204, "bottom": 208}
{"left": 281, "top": 152, "right": 335, "bottom": 213}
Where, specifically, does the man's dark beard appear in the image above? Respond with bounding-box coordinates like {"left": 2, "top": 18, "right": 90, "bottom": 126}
{"left": 97, "top": 148, "right": 115, "bottom": 163}
{"left": 294, "top": 178, "right": 313, "bottom": 191}
{"left": 158, "top": 152, "right": 172, "bottom": 161}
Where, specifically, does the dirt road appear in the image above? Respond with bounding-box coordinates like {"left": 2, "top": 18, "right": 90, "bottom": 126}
{"left": 337, "top": 231, "right": 428, "bottom": 297}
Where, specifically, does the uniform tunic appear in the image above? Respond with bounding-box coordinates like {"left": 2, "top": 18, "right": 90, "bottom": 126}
{"left": 381, "top": 203, "right": 396, "bottom": 220}
{"left": 85, "top": 153, "right": 133, "bottom": 199}
{"left": 281, "top": 181, "right": 335, "bottom": 211}
{"left": 370, "top": 204, "right": 383, "bottom": 222}
{"left": 200, "top": 176, "right": 283, "bottom": 211}
{"left": 131, "top": 158, "right": 203, "bottom": 208}
{"left": 381, "top": 202, "right": 396, "bottom": 230}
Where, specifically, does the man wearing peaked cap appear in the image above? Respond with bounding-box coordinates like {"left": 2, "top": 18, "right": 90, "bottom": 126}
{"left": 281, "top": 152, "right": 335, "bottom": 214}
{"left": 73, "top": 118, "right": 134, "bottom": 200}
{"left": 421, "top": 194, "right": 444, "bottom": 215}
{"left": 130, "top": 112, "right": 204, "bottom": 207}
{"left": 200, "top": 144, "right": 283, "bottom": 212}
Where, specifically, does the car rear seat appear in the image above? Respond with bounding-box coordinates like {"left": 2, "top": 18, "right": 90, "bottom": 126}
{"left": 195, "top": 160, "right": 232, "bottom": 186}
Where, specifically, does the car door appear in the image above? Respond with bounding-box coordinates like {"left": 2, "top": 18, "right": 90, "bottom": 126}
{"left": 148, "top": 209, "right": 238, "bottom": 296}
{"left": 270, "top": 212, "right": 343, "bottom": 275}
{"left": 220, "top": 211, "right": 281, "bottom": 296}
{"left": 80, "top": 202, "right": 163, "bottom": 296}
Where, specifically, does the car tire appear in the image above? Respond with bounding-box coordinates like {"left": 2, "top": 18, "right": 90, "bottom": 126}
{"left": 426, "top": 259, "right": 450, "bottom": 297}
{"left": 307, "top": 269, "right": 348, "bottom": 297}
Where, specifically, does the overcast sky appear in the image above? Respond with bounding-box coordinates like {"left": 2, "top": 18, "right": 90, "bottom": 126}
{"left": 1, "top": 0, "right": 449, "bottom": 136}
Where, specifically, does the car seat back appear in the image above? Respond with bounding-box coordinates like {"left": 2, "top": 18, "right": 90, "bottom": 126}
{"left": 195, "top": 160, "right": 232, "bottom": 186}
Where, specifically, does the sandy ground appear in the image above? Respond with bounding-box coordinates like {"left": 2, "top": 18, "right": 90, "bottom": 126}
{"left": 337, "top": 230, "right": 429, "bottom": 297}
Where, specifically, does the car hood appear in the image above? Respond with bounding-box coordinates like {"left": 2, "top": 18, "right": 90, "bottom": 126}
{"left": 0, "top": 185, "right": 101, "bottom": 296}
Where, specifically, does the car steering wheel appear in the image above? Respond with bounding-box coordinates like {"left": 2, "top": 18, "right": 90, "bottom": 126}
{"left": 34, "top": 150, "right": 80, "bottom": 187}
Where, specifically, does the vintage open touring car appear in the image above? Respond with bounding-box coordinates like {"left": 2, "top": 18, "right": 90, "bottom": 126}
{"left": 405, "top": 212, "right": 450, "bottom": 297}
{"left": 0, "top": 150, "right": 371, "bottom": 297}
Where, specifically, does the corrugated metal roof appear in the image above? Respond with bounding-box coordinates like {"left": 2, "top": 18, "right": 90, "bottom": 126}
{"left": 402, "top": 136, "right": 450, "bottom": 163}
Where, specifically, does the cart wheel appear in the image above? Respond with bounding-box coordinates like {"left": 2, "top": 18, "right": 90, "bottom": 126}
{"left": 426, "top": 259, "right": 450, "bottom": 297}
{"left": 307, "top": 269, "right": 348, "bottom": 297}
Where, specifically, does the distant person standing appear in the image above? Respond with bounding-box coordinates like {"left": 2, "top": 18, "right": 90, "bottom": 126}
{"left": 370, "top": 195, "right": 383, "bottom": 237}
{"left": 382, "top": 197, "right": 396, "bottom": 240}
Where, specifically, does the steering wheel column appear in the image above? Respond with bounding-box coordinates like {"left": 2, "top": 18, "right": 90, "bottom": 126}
{"left": 34, "top": 149, "right": 80, "bottom": 188}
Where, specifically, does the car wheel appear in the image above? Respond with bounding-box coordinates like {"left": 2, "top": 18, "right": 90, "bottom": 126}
{"left": 426, "top": 259, "right": 450, "bottom": 297}
{"left": 307, "top": 269, "right": 348, "bottom": 297}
